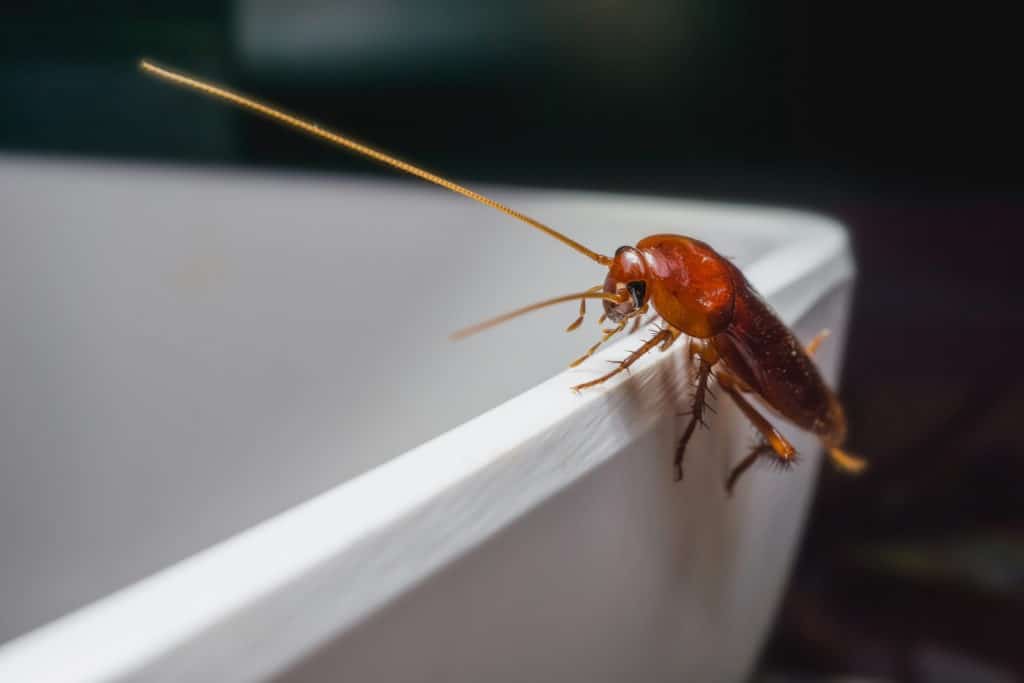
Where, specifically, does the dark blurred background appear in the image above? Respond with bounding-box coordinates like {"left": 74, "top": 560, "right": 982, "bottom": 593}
{"left": 2, "top": 2, "right": 1021, "bottom": 680}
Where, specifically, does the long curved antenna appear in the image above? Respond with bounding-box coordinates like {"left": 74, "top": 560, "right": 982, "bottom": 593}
{"left": 451, "top": 291, "right": 621, "bottom": 340}
{"left": 139, "top": 59, "right": 611, "bottom": 267}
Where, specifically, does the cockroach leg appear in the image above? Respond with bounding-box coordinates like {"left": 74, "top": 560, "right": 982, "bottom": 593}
{"left": 571, "top": 328, "right": 674, "bottom": 392}
{"left": 658, "top": 325, "right": 679, "bottom": 351}
{"left": 720, "top": 382, "right": 795, "bottom": 461}
{"left": 628, "top": 304, "right": 650, "bottom": 333}
{"left": 569, "top": 320, "right": 627, "bottom": 368}
{"left": 827, "top": 447, "right": 868, "bottom": 474}
{"left": 805, "top": 328, "right": 831, "bottom": 357}
{"left": 674, "top": 351, "right": 717, "bottom": 482}
{"left": 569, "top": 306, "right": 649, "bottom": 368}
{"left": 565, "top": 299, "right": 586, "bottom": 332}
{"left": 566, "top": 285, "right": 604, "bottom": 332}
{"left": 718, "top": 381, "right": 796, "bottom": 491}
{"left": 686, "top": 339, "right": 700, "bottom": 362}
{"left": 715, "top": 366, "right": 754, "bottom": 394}
{"left": 642, "top": 313, "right": 662, "bottom": 333}
{"left": 726, "top": 441, "right": 775, "bottom": 495}
{"left": 684, "top": 339, "right": 703, "bottom": 383}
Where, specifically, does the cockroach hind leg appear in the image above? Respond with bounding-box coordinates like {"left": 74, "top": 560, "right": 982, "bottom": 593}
{"left": 765, "top": 448, "right": 801, "bottom": 471}
{"left": 726, "top": 442, "right": 775, "bottom": 495}
{"left": 828, "top": 447, "right": 868, "bottom": 474}
{"left": 805, "top": 328, "right": 831, "bottom": 357}
{"left": 718, "top": 381, "right": 798, "bottom": 493}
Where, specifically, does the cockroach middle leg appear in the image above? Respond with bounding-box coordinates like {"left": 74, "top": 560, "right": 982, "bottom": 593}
{"left": 571, "top": 327, "right": 675, "bottom": 392}
{"left": 684, "top": 339, "right": 702, "bottom": 384}
{"left": 674, "top": 342, "right": 717, "bottom": 482}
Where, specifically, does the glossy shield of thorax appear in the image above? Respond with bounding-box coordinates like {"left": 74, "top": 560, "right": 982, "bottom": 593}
{"left": 635, "top": 235, "right": 736, "bottom": 338}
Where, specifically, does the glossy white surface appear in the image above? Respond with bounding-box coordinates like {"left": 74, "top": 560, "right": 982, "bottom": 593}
{"left": 0, "top": 155, "right": 853, "bottom": 681}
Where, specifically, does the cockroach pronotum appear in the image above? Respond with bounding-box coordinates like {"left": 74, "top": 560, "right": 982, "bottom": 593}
{"left": 140, "top": 60, "right": 867, "bottom": 493}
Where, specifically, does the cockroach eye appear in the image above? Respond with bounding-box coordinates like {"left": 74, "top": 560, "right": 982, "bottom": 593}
{"left": 626, "top": 281, "right": 646, "bottom": 308}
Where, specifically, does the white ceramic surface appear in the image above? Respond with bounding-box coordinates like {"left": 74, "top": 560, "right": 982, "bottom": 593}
{"left": 0, "top": 155, "right": 853, "bottom": 681}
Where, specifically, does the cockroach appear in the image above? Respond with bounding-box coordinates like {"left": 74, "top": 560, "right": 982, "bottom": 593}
{"left": 139, "top": 60, "right": 867, "bottom": 493}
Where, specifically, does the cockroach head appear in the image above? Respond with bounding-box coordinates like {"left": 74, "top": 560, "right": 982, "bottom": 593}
{"left": 603, "top": 246, "right": 650, "bottom": 322}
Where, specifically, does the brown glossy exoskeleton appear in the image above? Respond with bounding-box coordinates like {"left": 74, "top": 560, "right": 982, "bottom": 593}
{"left": 141, "top": 60, "right": 866, "bottom": 493}
{"left": 579, "top": 236, "right": 866, "bottom": 491}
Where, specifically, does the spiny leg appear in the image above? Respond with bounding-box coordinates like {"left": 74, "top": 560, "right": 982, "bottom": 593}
{"left": 719, "top": 382, "right": 795, "bottom": 461}
{"left": 659, "top": 325, "right": 681, "bottom": 351}
{"left": 627, "top": 310, "right": 662, "bottom": 339}
{"left": 805, "top": 328, "right": 831, "bottom": 357}
{"left": 674, "top": 347, "right": 716, "bottom": 482}
{"left": 646, "top": 313, "right": 665, "bottom": 334}
{"left": 568, "top": 306, "right": 647, "bottom": 368}
{"left": 726, "top": 441, "right": 775, "bottom": 494}
{"left": 685, "top": 339, "right": 703, "bottom": 385}
{"left": 718, "top": 380, "right": 797, "bottom": 493}
{"left": 628, "top": 304, "right": 650, "bottom": 333}
{"left": 712, "top": 363, "right": 753, "bottom": 393}
{"left": 569, "top": 320, "right": 627, "bottom": 368}
{"left": 572, "top": 327, "right": 675, "bottom": 392}
{"left": 686, "top": 339, "right": 701, "bottom": 363}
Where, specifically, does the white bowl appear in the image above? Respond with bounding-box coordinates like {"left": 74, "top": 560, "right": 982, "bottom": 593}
{"left": 0, "top": 155, "right": 853, "bottom": 682}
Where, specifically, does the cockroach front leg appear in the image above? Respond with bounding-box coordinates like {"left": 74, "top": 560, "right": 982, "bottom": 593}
{"left": 565, "top": 298, "right": 587, "bottom": 332}
{"left": 569, "top": 320, "right": 627, "bottom": 368}
{"left": 569, "top": 307, "right": 649, "bottom": 368}
{"left": 674, "top": 343, "right": 717, "bottom": 482}
{"left": 571, "top": 327, "right": 675, "bottom": 392}
{"left": 565, "top": 285, "right": 605, "bottom": 332}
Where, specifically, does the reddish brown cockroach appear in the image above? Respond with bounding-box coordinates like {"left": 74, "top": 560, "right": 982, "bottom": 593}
{"left": 140, "top": 60, "right": 866, "bottom": 493}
